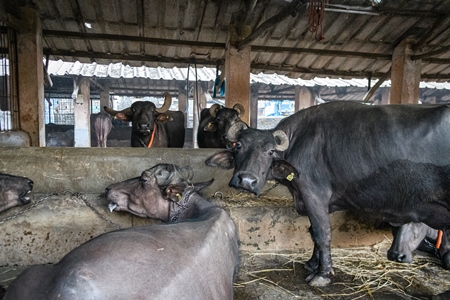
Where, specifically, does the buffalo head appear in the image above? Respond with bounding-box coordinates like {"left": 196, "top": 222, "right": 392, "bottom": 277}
{"left": 104, "top": 93, "right": 172, "bottom": 136}
{"left": 205, "top": 122, "right": 298, "bottom": 195}
{"left": 204, "top": 103, "right": 245, "bottom": 132}
{"left": 0, "top": 173, "right": 34, "bottom": 213}
{"left": 105, "top": 164, "right": 194, "bottom": 220}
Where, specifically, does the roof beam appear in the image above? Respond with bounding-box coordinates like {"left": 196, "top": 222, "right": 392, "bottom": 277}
{"left": 41, "top": 29, "right": 392, "bottom": 60}
{"left": 42, "top": 30, "right": 226, "bottom": 49}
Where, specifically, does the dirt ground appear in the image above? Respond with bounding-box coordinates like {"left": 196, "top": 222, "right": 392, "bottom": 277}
{"left": 2, "top": 242, "right": 450, "bottom": 299}
{"left": 234, "top": 242, "right": 450, "bottom": 300}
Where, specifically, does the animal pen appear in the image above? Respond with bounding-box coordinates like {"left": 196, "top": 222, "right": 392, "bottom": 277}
{"left": 1, "top": 147, "right": 450, "bottom": 299}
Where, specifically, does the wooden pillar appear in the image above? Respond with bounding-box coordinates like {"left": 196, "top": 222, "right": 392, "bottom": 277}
{"left": 16, "top": 5, "right": 44, "bottom": 146}
{"left": 294, "top": 86, "right": 314, "bottom": 111}
{"left": 225, "top": 25, "right": 251, "bottom": 124}
{"left": 390, "top": 39, "right": 421, "bottom": 104}
{"left": 99, "top": 83, "right": 110, "bottom": 111}
{"left": 192, "top": 82, "right": 207, "bottom": 148}
{"left": 178, "top": 83, "right": 187, "bottom": 127}
{"left": 74, "top": 77, "right": 91, "bottom": 147}
{"left": 250, "top": 84, "right": 259, "bottom": 128}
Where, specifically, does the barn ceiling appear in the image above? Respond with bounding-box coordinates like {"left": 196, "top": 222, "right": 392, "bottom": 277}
{"left": 4, "top": 0, "right": 450, "bottom": 82}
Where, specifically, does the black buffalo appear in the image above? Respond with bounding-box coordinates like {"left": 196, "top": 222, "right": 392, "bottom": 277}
{"left": 91, "top": 112, "right": 112, "bottom": 147}
{"left": 205, "top": 101, "right": 450, "bottom": 287}
{"left": 104, "top": 93, "right": 185, "bottom": 148}
{"left": 4, "top": 164, "right": 239, "bottom": 299}
{"left": 0, "top": 173, "right": 33, "bottom": 213}
{"left": 197, "top": 103, "right": 245, "bottom": 148}
{"left": 389, "top": 222, "right": 442, "bottom": 264}
{"left": 45, "top": 130, "right": 74, "bottom": 147}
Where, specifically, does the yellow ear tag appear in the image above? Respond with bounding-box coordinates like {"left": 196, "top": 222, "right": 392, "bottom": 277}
{"left": 176, "top": 193, "right": 182, "bottom": 202}
{"left": 286, "top": 172, "right": 294, "bottom": 181}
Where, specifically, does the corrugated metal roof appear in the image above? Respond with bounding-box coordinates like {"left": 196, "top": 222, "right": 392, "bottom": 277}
{"left": 47, "top": 60, "right": 450, "bottom": 90}
{"left": 4, "top": 0, "right": 450, "bottom": 81}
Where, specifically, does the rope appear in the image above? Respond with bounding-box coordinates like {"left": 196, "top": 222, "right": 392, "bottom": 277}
{"left": 307, "top": 0, "right": 328, "bottom": 41}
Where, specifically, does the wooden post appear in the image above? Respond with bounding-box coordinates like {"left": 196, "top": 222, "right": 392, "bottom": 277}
{"left": 16, "top": 5, "right": 44, "bottom": 146}
{"left": 73, "top": 77, "right": 91, "bottom": 147}
{"left": 99, "top": 83, "right": 110, "bottom": 111}
{"left": 294, "top": 86, "right": 314, "bottom": 111}
{"left": 390, "top": 39, "right": 421, "bottom": 104}
{"left": 225, "top": 25, "right": 252, "bottom": 124}
{"left": 250, "top": 84, "right": 259, "bottom": 128}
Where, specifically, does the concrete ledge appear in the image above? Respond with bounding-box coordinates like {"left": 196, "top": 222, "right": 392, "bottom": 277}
{"left": 0, "top": 147, "right": 290, "bottom": 197}
{"left": 0, "top": 147, "right": 391, "bottom": 267}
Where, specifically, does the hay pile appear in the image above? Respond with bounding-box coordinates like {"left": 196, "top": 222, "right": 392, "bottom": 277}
{"left": 235, "top": 239, "right": 450, "bottom": 299}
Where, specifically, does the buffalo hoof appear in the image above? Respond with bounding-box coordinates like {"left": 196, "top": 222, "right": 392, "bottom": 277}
{"left": 306, "top": 273, "right": 332, "bottom": 287}
{"left": 304, "top": 258, "right": 319, "bottom": 272}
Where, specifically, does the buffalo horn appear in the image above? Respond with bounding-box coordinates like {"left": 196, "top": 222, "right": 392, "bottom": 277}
{"left": 103, "top": 106, "right": 132, "bottom": 117}
{"left": 273, "top": 130, "right": 289, "bottom": 151}
{"left": 226, "top": 122, "right": 248, "bottom": 142}
{"left": 232, "top": 103, "right": 245, "bottom": 117}
{"left": 155, "top": 92, "right": 173, "bottom": 113}
{"left": 209, "top": 104, "right": 222, "bottom": 117}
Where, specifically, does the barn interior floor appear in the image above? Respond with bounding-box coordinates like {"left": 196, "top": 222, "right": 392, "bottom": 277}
{"left": 1, "top": 241, "right": 450, "bottom": 299}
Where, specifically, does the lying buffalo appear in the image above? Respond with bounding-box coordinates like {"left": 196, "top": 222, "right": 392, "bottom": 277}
{"left": 4, "top": 164, "right": 239, "bottom": 299}
{"left": 389, "top": 222, "right": 442, "bottom": 264}
{"left": 197, "top": 103, "right": 246, "bottom": 148}
{"left": 0, "top": 173, "right": 33, "bottom": 213}
{"left": 205, "top": 101, "right": 450, "bottom": 287}
{"left": 104, "top": 93, "right": 185, "bottom": 148}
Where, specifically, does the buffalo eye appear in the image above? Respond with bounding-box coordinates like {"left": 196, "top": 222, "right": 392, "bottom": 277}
{"left": 235, "top": 142, "right": 242, "bottom": 150}
{"left": 268, "top": 149, "right": 274, "bottom": 156}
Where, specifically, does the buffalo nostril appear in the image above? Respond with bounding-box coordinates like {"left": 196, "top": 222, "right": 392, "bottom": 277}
{"left": 397, "top": 254, "right": 407, "bottom": 262}
{"left": 241, "top": 177, "right": 256, "bottom": 187}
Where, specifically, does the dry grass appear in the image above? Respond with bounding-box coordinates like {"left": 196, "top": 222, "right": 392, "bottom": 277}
{"left": 235, "top": 238, "right": 446, "bottom": 299}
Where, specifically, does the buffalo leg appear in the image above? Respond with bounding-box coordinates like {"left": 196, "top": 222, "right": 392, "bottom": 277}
{"left": 440, "top": 229, "right": 450, "bottom": 269}
{"left": 304, "top": 226, "right": 320, "bottom": 272}
{"left": 302, "top": 189, "right": 334, "bottom": 287}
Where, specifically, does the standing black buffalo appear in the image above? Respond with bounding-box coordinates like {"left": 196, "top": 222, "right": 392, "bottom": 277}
{"left": 0, "top": 173, "right": 33, "bottom": 213}
{"left": 197, "top": 103, "right": 246, "bottom": 148}
{"left": 205, "top": 101, "right": 450, "bottom": 287}
{"left": 4, "top": 164, "right": 239, "bottom": 300}
{"left": 104, "top": 93, "right": 185, "bottom": 148}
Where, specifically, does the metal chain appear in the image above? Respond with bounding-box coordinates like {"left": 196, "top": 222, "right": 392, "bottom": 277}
{"left": 61, "top": 190, "right": 123, "bottom": 229}
{"left": 0, "top": 191, "right": 122, "bottom": 229}
{"left": 0, "top": 192, "right": 58, "bottom": 225}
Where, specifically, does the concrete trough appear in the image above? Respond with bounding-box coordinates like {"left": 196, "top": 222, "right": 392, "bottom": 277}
{"left": 0, "top": 147, "right": 390, "bottom": 267}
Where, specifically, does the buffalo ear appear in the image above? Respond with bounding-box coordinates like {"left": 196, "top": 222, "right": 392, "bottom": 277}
{"left": 165, "top": 183, "right": 188, "bottom": 202}
{"left": 115, "top": 112, "right": 132, "bottom": 122}
{"left": 205, "top": 150, "right": 234, "bottom": 169}
{"left": 156, "top": 113, "right": 173, "bottom": 123}
{"left": 271, "top": 159, "right": 299, "bottom": 181}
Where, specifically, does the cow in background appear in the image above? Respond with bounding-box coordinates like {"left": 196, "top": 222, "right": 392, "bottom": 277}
{"left": 91, "top": 112, "right": 112, "bottom": 147}
{"left": 0, "top": 173, "right": 33, "bottom": 213}
{"left": 104, "top": 93, "right": 185, "bottom": 148}
{"left": 197, "top": 103, "right": 246, "bottom": 148}
{"left": 205, "top": 101, "right": 450, "bottom": 287}
{"left": 4, "top": 164, "right": 238, "bottom": 300}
